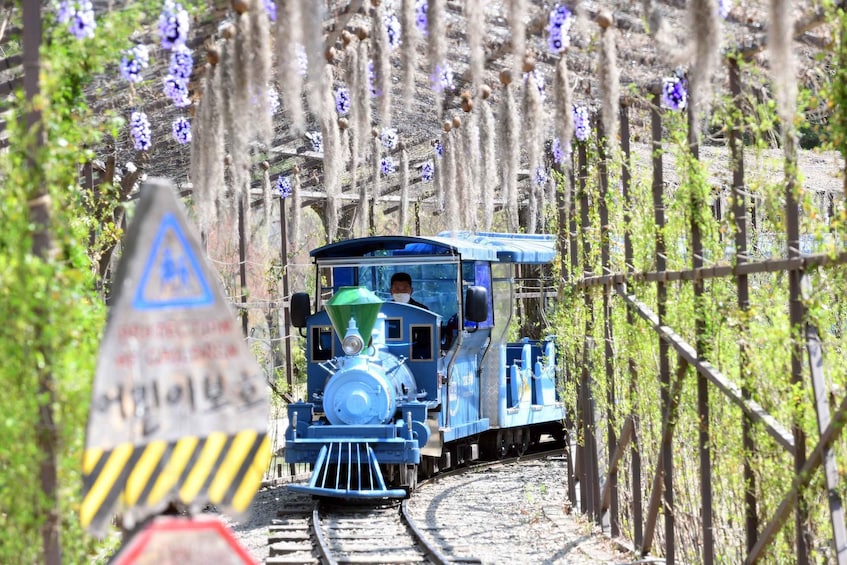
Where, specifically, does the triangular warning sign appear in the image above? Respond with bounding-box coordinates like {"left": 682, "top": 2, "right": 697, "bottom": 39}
{"left": 133, "top": 213, "right": 214, "bottom": 310}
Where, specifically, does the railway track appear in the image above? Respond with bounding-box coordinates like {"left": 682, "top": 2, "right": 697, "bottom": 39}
{"left": 265, "top": 446, "right": 565, "bottom": 564}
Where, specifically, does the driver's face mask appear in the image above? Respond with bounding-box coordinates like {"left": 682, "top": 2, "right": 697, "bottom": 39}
{"left": 392, "top": 292, "right": 411, "bottom": 304}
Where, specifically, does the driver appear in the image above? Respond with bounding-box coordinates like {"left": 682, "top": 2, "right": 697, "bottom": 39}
{"left": 390, "top": 272, "right": 429, "bottom": 310}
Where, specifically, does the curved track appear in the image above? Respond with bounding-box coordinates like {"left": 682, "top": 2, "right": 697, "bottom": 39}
{"left": 266, "top": 445, "right": 566, "bottom": 564}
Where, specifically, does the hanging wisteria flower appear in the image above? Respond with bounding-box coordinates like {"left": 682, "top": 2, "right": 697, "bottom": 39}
{"left": 415, "top": 0, "right": 428, "bottom": 35}
{"left": 551, "top": 137, "right": 565, "bottom": 164}
{"left": 380, "top": 128, "right": 399, "bottom": 151}
{"left": 380, "top": 156, "right": 396, "bottom": 175}
{"left": 163, "top": 75, "right": 191, "bottom": 107}
{"left": 717, "top": 0, "right": 730, "bottom": 19}
{"left": 368, "top": 60, "right": 379, "bottom": 98}
{"left": 275, "top": 175, "right": 292, "bottom": 198}
{"left": 171, "top": 117, "right": 191, "bottom": 144}
{"left": 159, "top": 0, "right": 189, "bottom": 50}
{"left": 306, "top": 131, "right": 323, "bottom": 153}
{"left": 547, "top": 4, "right": 573, "bottom": 54}
{"left": 573, "top": 105, "right": 590, "bottom": 142}
{"left": 295, "top": 43, "right": 308, "bottom": 77}
{"left": 268, "top": 86, "right": 280, "bottom": 115}
{"left": 385, "top": 13, "right": 402, "bottom": 49}
{"left": 524, "top": 69, "right": 546, "bottom": 101}
{"left": 433, "top": 139, "right": 443, "bottom": 158}
{"left": 130, "top": 111, "right": 152, "bottom": 151}
{"left": 57, "top": 1, "right": 96, "bottom": 39}
{"left": 334, "top": 85, "right": 351, "bottom": 116}
{"left": 534, "top": 166, "right": 548, "bottom": 187}
{"left": 119, "top": 44, "right": 149, "bottom": 83}
{"left": 661, "top": 75, "right": 688, "bottom": 111}
{"left": 263, "top": 0, "right": 277, "bottom": 21}
{"left": 421, "top": 159, "right": 434, "bottom": 183}
{"left": 432, "top": 62, "right": 454, "bottom": 93}
{"left": 169, "top": 44, "right": 193, "bottom": 81}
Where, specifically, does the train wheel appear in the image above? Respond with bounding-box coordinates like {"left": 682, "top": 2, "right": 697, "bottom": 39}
{"left": 404, "top": 464, "right": 418, "bottom": 494}
{"left": 495, "top": 430, "right": 509, "bottom": 459}
{"left": 515, "top": 429, "right": 529, "bottom": 456}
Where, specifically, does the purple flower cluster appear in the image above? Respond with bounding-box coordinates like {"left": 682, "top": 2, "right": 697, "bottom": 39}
{"left": 295, "top": 44, "right": 308, "bottom": 77}
{"left": 163, "top": 75, "right": 191, "bottom": 107}
{"left": 547, "top": 4, "right": 573, "bottom": 54}
{"left": 385, "top": 13, "right": 402, "bottom": 49}
{"left": 275, "top": 175, "right": 292, "bottom": 198}
{"left": 368, "top": 60, "right": 379, "bottom": 98}
{"left": 159, "top": 1, "right": 190, "bottom": 50}
{"left": 57, "top": 1, "right": 97, "bottom": 40}
{"left": 130, "top": 111, "right": 152, "bottom": 151}
{"left": 307, "top": 131, "right": 323, "bottom": 153}
{"left": 718, "top": 0, "right": 730, "bottom": 18}
{"left": 380, "top": 156, "right": 396, "bottom": 175}
{"left": 264, "top": 0, "right": 277, "bottom": 21}
{"left": 431, "top": 62, "right": 454, "bottom": 93}
{"left": 335, "top": 86, "right": 351, "bottom": 116}
{"left": 573, "top": 105, "right": 590, "bottom": 142}
{"left": 120, "top": 45, "right": 149, "bottom": 83}
{"left": 172, "top": 117, "right": 191, "bottom": 144}
{"left": 421, "top": 159, "right": 434, "bottom": 183}
{"left": 380, "top": 128, "right": 399, "bottom": 151}
{"left": 415, "top": 0, "right": 428, "bottom": 35}
{"left": 524, "top": 69, "right": 546, "bottom": 101}
{"left": 268, "top": 86, "right": 280, "bottom": 115}
{"left": 169, "top": 44, "right": 193, "bottom": 81}
{"left": 661, "top": 76, "right": 688, "bottom": 111}
{"left": 534, "top": 166, "right": 548, "bottom": 187}
{"left": 433, "top": 139, "right": 443, "bottom": 158}
{"left": 551, "top": 137, "right": 565, "bottom": 164}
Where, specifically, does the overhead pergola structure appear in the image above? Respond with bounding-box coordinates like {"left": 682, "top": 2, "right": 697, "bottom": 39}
{"left": 3, "top": 0, "right": 835, "bottom": 252}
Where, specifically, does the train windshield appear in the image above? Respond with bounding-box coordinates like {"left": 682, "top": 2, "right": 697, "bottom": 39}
{"left": 317, "top": 261, "right": 461, "bottom": 321}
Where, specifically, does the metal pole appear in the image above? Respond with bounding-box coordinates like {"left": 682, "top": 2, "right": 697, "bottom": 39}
{"left": 688, "top": 84, "right": 715, "bottom": 565}
{"left": 239, "top": 196, "right": 248, "bottom": 337}
{"left": 620, "top": 102, "right": 643, "bottom": 548}
{"left": 279, "top": 196, "right": 294, "bottom": 396}
{"left": 729, "top": 56, "right": 759, "bottom": 554}
{"left": 24, "top": 5, "right": 61, "bottom": 564}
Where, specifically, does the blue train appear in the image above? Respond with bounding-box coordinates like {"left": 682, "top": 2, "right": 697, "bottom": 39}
{"left": 285, "top": 232, "right": 565, "bottom": 498}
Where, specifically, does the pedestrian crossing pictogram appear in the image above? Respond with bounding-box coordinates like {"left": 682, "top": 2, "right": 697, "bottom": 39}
{"left": 133, "top": 213, "right": 214, "bottom": 311}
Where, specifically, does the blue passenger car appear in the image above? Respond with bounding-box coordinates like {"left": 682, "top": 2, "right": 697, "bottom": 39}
{"left": 285, "top": 232, "right": 565, "bottom": 498}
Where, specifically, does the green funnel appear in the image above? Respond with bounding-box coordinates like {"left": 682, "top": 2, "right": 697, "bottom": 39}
{"left": 325, "top": 287, "right": 383, "bottom": 344}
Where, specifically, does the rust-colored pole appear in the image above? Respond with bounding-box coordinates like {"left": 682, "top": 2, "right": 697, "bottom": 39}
{"left": 24, "top": 5, "right": 61, "bottom": 564}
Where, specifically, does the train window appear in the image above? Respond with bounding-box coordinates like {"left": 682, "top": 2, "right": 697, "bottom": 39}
{"left": 311, "top": 326, "right": 333, "bottom": 361}
{"left": 410, "top": 325, "right": 433, "bottom": 360}
{"left": 386, "top": 318, "right": 402, "bottom": 340}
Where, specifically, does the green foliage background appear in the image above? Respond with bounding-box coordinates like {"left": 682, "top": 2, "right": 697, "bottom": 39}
{"left": 554, "top": 49, "right": 847, "bottom": 562}
{"left": 0, "top": 3, "right": 201, "bottom": 562}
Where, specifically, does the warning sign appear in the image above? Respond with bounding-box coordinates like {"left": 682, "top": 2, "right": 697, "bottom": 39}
{"left": 110, "top": 516, "right": 256, "bottom": 565}
{"left": 82, "top": 179, "right": 270, "bottom": 536}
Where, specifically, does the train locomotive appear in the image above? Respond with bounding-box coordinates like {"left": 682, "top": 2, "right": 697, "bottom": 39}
{"left": 285, "top": 232, "right": 565, "bottom": 498}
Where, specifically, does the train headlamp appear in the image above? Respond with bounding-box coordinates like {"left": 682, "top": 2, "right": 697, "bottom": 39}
{"left": 325, "top": 286, "right": 383, "bottom": 357}
{"left": 341, "top": 318, "right": 365, "bottom": 356}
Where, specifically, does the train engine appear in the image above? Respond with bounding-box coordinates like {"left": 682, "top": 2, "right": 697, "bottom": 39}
{"left": 284, "top": 287, "right": 430, "bottom": 498}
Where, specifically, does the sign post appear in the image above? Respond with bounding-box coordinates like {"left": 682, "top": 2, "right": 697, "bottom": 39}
{"left": 81, "top": 179, "right": 270, "bottom": 539}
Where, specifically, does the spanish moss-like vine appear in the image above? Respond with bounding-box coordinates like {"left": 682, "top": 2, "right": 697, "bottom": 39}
{"left": 463, "top": 110, "right": 481, "bottom": 230}
{"left": 598, "top": 13, "right": 619, "bottom": 148}
{"left": 443, "top": 127, "right": 459, "bottom": 233}
{"left": 428, "top": 0, "right": 447, "bottom": 119}
{"left": 372, "top": 1, "right": 392, "bottom": 127}
{"left": 768, "top": 0, "right": 796, "bottom": 128}
{"left": 480, "top": 93, "right": 497, "bottom": 231}
{"left": 190, "top": 56, "right": 225, "bottom": 232}
{"left": 322, "top": 65, "right": 341, "bottom": 242}
{"left": 400, "top": 0, "right": 419, "bottom": 113}
{"left": 523, "top": 71, "right": 543, "bottom": 233}
{"left": 688, "top": 0, "right": 720, "bottom": 117}
{"left": 467, "top": 0, "right": 485, "bottom": 98}
{"left": 303, "top": 1, "right": 326, "bottom": 120}
{"left": 249, "top": 0, "right": 273, "bottom": 145}
{"left": 499, "top": 75, "right": 520, "bottom": 232}
{"left": 508, "top": 0, "right": 526, "bottom": 73}
{"left": 554, "top": 55, "right": 574, "bottom": 167}
{"left": 276, "top": 1, "right": 305, "bottom": 132}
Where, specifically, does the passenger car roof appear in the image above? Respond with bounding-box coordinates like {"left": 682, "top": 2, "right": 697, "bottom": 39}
{"left": 311, "top": 232, "right": 557, "bottom": 264}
